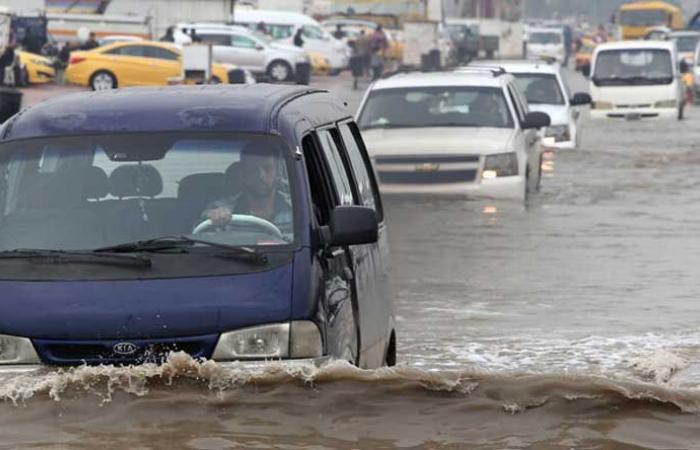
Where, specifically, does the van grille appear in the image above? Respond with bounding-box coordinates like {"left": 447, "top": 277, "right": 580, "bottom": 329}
{"left": 32, "top": 335, "right": 218, "bottom": 366}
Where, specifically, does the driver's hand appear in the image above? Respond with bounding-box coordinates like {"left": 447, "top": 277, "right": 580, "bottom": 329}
{"left": 206, "top": 207, "right": 232, "bottom": 225}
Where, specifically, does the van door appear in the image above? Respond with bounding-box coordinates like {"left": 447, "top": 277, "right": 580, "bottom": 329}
{"left": 302, "top": 130, "right": 358, "bottom": 363}
{"left": 335, "top": 120, "right": 393, "bottom": 368}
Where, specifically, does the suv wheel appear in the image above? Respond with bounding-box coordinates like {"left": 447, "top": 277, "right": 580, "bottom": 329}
{"left": 90, "top": 71, "right": 117, "bottom": 91}
{"left": 267, "top": 60, "right": 292, "bottom": 82}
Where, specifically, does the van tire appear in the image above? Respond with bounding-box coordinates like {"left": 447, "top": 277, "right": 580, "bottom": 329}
{"left": 90, "top": 70, "right": 117, "bottom": 91}
{"left": 267, "top": 60, "right": 292, "bottom": 82}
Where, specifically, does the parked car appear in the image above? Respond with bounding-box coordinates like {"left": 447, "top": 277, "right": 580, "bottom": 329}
{"left": 474, "top": 60, "right": 591, "bottom": 150}
{"left": 65, "top": 41, "right": 251, "bottom": 90}
{"left": 590, "top": 40, "right": 686, "bottom": 120}
{"left": 233, "top": 10, "right": 350, "bottom": 74}
{"left": 0, "top": 84, "right": 395, "bottom": 372}
{"left": 16, "top": 50, "right": 55, "bottom": 85}
{"left": 176, "top": 23, "right": 310, "bottom": 83}
{"left": 356, "top": 69, "right": 550, "bottom": 201}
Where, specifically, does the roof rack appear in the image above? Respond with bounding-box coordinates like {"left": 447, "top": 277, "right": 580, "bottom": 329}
{"left": 453, "top": 65, "right": 507, "bottom": 77}
{"left": 380, "top": 66, "right": 444, "bottom": 79}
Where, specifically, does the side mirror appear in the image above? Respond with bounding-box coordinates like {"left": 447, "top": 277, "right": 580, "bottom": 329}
{"left": 570, "top": 92, "right": 592, "bottom": 106}
{"left": 680, "top": 59, "right": 690, "bottom": 74}
{"left": 255, "top": 44, "right": 265, "bottom": 51}
{"left": 522, "top": 111, "right": 551, "bottom": 130}
{"left": 327, "top": 206, "right": 378, "bottom": 247}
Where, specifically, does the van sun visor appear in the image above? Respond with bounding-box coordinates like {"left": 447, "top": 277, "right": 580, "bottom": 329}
{"left": 100, "top": 135, "right": 177, "bottom": 162}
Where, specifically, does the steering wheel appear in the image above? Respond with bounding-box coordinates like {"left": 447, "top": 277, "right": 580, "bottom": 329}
{"left": 192, "top": 214, "right": 285, "bottom": 241}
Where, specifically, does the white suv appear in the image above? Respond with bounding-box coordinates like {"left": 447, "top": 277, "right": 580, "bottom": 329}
{"left": 176, "top": 24, "right": 310, "bottom": 83}
{"left": 356, "top": 69, "right": 550, "bottom": 201}
{"left": 472, "top": 60, "right": 591, "bottom": 150}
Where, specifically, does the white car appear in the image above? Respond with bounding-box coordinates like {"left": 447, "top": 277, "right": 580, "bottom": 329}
{"left": 175, "top": 23, "right": 310, "bottom": 83}
{"left": 356, "top": 69, "right": 550, "bottom": 201}
{"left": 233, "top": 10, "right": 350, "bottom": 73}
{"left": 526, "top": 27, "right": 566, "bottom": 64}
{"left": 473, "top": 60, "right": 591, "bottom": 150}
{"left": 590, "top": 40, "right": 685, "bottom": 120}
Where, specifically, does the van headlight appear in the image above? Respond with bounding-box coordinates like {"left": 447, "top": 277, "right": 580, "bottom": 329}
{"left": 212, "top": 321, "right": 322, "bottom": 360}
{"left": 483, "top": 152, "right": 518, "bottom": 179}
{"left": 654, "top": 99, "right": 677, "bottom": 108}
{"left": 545, "top": 125, "right": 571, "bottom": 142}
{"left": 0, "top": 334, "right": 41, "bottom": 364}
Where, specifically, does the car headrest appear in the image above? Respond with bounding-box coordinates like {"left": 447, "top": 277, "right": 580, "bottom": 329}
{"left": 178, "top": 172, "right": 224, "bottom": 202}
{"left": 21, "top": 166, "right": 109, "bottom": 208}
{"left": 109, "top": 164, "right": 163, "bottom": 198}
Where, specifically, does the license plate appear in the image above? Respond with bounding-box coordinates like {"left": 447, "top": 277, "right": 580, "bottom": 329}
{"left": 626, "top": 113, "right": 641, "bottom": 121}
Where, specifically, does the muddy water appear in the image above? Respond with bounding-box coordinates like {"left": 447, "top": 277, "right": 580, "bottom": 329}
{"left": 4, "top": 73, "right": 700, "bottom": 448}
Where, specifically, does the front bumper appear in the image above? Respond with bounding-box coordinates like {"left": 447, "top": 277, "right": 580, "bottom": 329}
{"left": 0, "top": 356, "right": 332, "bottom": 376}
{"left": 380, "top": 175, "right": 526, "bottom": 201}
{"left": 589, "top": 107, "right": 677, "bottom": 120}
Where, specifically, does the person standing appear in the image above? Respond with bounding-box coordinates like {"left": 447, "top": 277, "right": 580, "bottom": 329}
{"left": 81, "top": 32, "right": 99, "bottom": 50}
{"left": 370, "top": 25, "right": 388, "bottom": 80}
{"left": 355, "top": 29, "right": 371, "bottom": 77}
{"left": 293, "top": 28, "right": 304, "bottom": 47}
{"left": 563, "top": 25, "right": 572, "bottom": 67}
{"left": 160, "top": 26, "right": 175, "bottom": 43}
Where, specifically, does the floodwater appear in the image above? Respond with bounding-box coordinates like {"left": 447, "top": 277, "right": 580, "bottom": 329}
{"left": 4, "top": 72, "right": 700, "bottom": 449}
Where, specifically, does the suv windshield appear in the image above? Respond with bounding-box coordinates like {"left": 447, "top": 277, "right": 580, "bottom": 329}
{"left": 513, "top": 73, "right": 565, "bottom": 105}
{"left": 528, "top": 32, "right": 562, "bottom": 44}
{"left": 593, "top": 49, "right": 673, "bottom": 85}
{"left": 620, "top": 9, "right": 667, "bottom": 27}
{"left": 358, "top": 86, "right": 514, "bottom": 130}
{"left": 0, "top": 133, "right": 296, "bottom": 252}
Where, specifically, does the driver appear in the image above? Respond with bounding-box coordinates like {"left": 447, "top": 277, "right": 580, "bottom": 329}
{"left": 202, "top": 144, "right": 292, "bottom": 228}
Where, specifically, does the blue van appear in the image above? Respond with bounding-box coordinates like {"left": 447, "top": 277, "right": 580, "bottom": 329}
{"left": 0, "top": 84, "right": 395, "bottom": 371}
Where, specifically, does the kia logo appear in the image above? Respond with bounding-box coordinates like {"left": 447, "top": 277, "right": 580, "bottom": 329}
{"left": 112, "top": 342, "right": 139, "bottom": 355}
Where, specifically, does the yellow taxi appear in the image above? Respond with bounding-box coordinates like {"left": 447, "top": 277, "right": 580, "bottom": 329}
{"left": 65, "top": 41, "right": 240, "bottom": 90}
{"left": 17, "top": 51, "right": 55, "bottom": 85}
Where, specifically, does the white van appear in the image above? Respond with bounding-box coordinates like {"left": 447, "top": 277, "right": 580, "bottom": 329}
{"left": 233, "top": 10, "right": 350, "bottom": 73}
{"left": 526, "top": 27, "right": 566, "bottom": 64}
{"left": 590, "top": 41, "right": 686, "bottom": 120}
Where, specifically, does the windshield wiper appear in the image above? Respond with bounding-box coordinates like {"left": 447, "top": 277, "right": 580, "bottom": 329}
{"left": 0, "top": 249, "right": 152, "bottom": 268}
{"left": 94, "top": 236, "right": 268, "bottom": 265}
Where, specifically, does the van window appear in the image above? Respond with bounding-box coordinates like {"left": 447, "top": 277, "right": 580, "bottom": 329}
{"left": 301, "top": 135, "right": 334, "bottom": 226}
{"left": 337, "top": 122, "right": 377, "bottom": 212}
{"left": 198, "top": 34, "right": 232, "bottom": 47}
{"left": 302, "top": 25, "right": 326, "bottom": 40}
{"left": 593, "top": 49, "right": 673, "bottom": 85}
{"left": 316, "top": 129, "right": 354, "bottom": 206}
{"left": 232, "top": 35, "right": 258, "bottom": 49}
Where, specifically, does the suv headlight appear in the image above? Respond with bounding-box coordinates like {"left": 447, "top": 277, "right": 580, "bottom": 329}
{"left": 483, "top": 152, "right": 519, "bottom": 179}
{"left": 654, "top": 99, "right": 677, "bottom": 108}
{"left": 545, "top": 125, "right": 571, "bottom": 142}
{"left": 212, "top": 321, "right": 322, "bottom": 360}
{"left": 0, "top": 334, "right": 41, "bottom": 364}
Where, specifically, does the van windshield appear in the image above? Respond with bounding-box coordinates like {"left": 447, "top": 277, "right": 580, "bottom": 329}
{"left": 528, "top": 32, "right": 562, "bottom": 44}
{"left": 358, "top": 86, "right": 514, "bottom": 130}
{"left": 0, "top": 133, "right": 296, "bottom": 252}
{"left": 593, "top": 49, "right": 673, "bottom": 86}
{"left": 620, "top": 9, "right": 667, "bottom": 27}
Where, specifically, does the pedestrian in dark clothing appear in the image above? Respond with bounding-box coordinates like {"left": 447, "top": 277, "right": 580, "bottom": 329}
{"left": 160, "top": 26, "right": 175, "bottom": 42}
{"left": 563, "top": 25, "right": 573, "bottom": 67}
{"left": 293, "top": 28, "right": 304, "bottom": 47}
{"left": 82, "top": 32, "right": 99, "bottom": 50}
{"left": 257, "top": 21, "right": 268, "bottom": 35}
{"left": 333, "top": 25, "right": 345, "bottom": 40}
{"left": 0, "top": 45, "right": 16, "bottom": 86}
